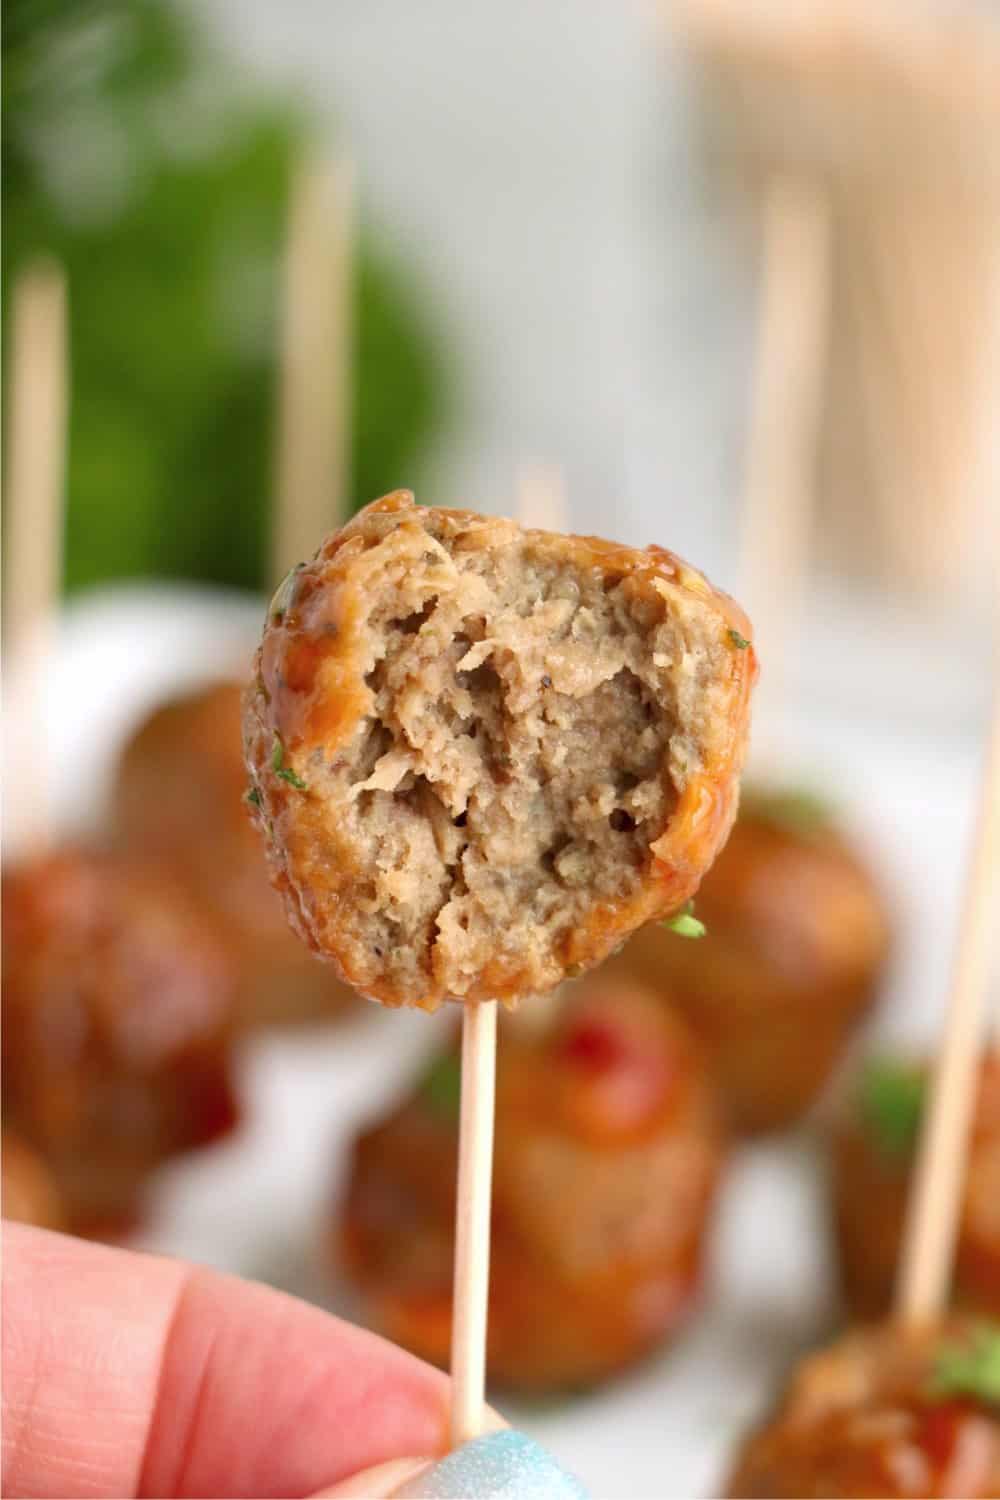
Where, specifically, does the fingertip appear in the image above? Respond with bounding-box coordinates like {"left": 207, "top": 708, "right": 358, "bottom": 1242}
{"left": 311, "top": 1456, "right": 433, "bottom": 1497}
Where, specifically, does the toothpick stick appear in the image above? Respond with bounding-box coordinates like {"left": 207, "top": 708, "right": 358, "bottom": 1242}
{"left": 449, "top": 998, "right": 498, "bottom": 1447}
{"left": 516, "top": 460, "right": 569, "bottom": 534}
{"left": 272, "top": 151, "right": 355, "bottom": 585}
{"left": 3, "top": 259, "right": 68, "bottom": 856}
{"left": 739, "top": 175, "right": 831, "bottom": 723}
{"left": 896, "top": 665, "right": 1000, "bottom": 1325}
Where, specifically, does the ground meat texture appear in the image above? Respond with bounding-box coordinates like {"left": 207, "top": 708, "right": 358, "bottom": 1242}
{"left": 833, "top": 1051, "right": 1000, "bottom": 1320}
{"left": 726, "top": 1320, "right": 1000, "bottom": 1498}
{"left": 2, "top": 849, "right": 239, "bottom": 1232}
{"left": 243, "top": 491, "right": 756, "bottom": 1009}
{"left": 114, "top": 681, "right": 356, "bottom": 1028}
{"left": 2, "top": 1132, "right": 64, "bottom": 1230}
{"left": 609, "top": 789, "right": 890, "bottom": 1132}
{"left": 339, "top": 974, "right": 725, "bottom": 1390}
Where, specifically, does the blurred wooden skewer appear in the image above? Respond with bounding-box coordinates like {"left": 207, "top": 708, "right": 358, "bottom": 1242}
{"left": 516, "top": 460, "right": 569, "bottom": 534}
{"left": 739, "top": 175, "right": 831, "bottom": 725}
{"left": 896, "top": 663, "right": 1000, "bottom": 1324}
{"left": 272, "top": 151, "right": 355, "bottom": 584}
{"left": 449, "top": 462, "right": 569, "bottom": 1446}
{"left": 3, "top": 259, "right": 69, "bottom": 856}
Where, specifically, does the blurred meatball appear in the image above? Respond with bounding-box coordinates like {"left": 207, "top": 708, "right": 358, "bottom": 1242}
{"left": 727, "top": 1319, "right": 1000, "bottom": 1497}
{"left": 2, "top": 848, "right": 239, "bottom": 1232}
{"left": 832, "top": 1050, "right": 1000, "bottom": 1319}
{"left": 339, "top": 973, "right": 725, "bottom": 1390}
{"left": 3, "top": 1132, "right": 64, "bottom": 1230}
{"left": 612, "top": 787, "right": 891, "bottom": 1132}
{"left": 244, "top": 491, "right": 756, "bottom": 1009}
{"left": 114, "top": 680, "right": 356, "bottom": 1027}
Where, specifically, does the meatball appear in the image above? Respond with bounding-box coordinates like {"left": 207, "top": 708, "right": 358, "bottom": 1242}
{"left": 727, "top": 1320, "right": 1000, "bottom": 1498}
{"left": 3, "top": 1132, "right": 64, "bottom": 1230}
{"left": 2, "top": 849, "right": 239, "bottom": 1232}
{"left": 339, "top": 974, "right": 726, "bottom": 1390}
{"left": 832, "top": 1051, "right": 1000, "bottom": 1319}
{"left": 611, "top": 786, "right": 890, "bottom": 1132}
{"left": 243, "top": 492, "right": 756, "bottom": 1009}
{"left": 114, "top": 681, "right": 356, "bottom": 1028}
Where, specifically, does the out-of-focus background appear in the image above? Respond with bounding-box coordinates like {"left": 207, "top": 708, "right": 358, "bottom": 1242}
{"left": 3, "top": 3, "right": 1000, "bottom": 1497}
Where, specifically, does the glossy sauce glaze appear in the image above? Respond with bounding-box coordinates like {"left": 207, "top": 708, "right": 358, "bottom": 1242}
{"left": 727, "top": 1320, "right": 1000, "bottom": 1498}
{"left": 2, "top": 848, "right": 239, "bottom": 1231}
{"left": 340, "top": 973, "right": 725, "bottom": 1390}
{"left": 612, "top": 793, "right": 890, "bottom": 1132}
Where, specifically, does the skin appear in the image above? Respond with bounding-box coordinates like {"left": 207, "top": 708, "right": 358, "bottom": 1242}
{"left": 1, "top": 1224, "right": 463, "bottom": 1499}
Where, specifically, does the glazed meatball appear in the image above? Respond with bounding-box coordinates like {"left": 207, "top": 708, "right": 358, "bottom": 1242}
{"left": 3, "top": 1132, "right": 64, "bottom": 1230}
{"left": 611, "top": 786, "right": 890, "bottom": 1132}
{"left": 832, "top": 1051, "right": 1000, "bottom": 1319}
{"left": 727, "top": 1320, "right": 1000, "bottom": 1498}
{"left": 339, "top": 974, "right": 725, "bottom": 1390}
{"left": 114, "top": 681, "right": 356, "bottom": 1028}
{"left": 243, "top": 492, "right": 756, "bottom": 1009}
{"left": 2, "top": 849, "right": 239, "bottom": 1232}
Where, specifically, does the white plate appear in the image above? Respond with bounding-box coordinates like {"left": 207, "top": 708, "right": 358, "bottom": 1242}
{"left": 9, "top": 584, "right": 985, "bottom": 1500}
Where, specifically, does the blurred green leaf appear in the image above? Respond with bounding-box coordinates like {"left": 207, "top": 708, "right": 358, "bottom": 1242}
{"left": 929, "top": 1324, "right": 1000, "bottom": 1407}
{"left": 858, "top": 1056, "right": 925, "bottom": 1160}
{"left": 3, "top": 0, "right": 453, "bottom": 594}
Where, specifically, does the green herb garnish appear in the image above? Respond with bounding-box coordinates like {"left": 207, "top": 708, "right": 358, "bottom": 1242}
{"left": 728, "top": 628, "right": 750, "bottom": 650}
{"left": 928, "top": 1324, "right": 1000, "bottom": 1407}
{"left": 858, "top": 1057, "right": 925, "bottom": 1160}
{"left": 269, "top": 561, "right": 307, "bottom": 623}
{"left": 740, "top": 783, "right": 835, "bottom": 839}
{"left": 663, "top": 901, "right": 707, "bottom": 939}
{"left": 420, "top": 1053, "right": 461, "bottom": 1122}
{"left": 271, "top": 733, "right": 308, "bottom": 790}
{"left": 245, "top": 786, "right": 262, "bottom": 808}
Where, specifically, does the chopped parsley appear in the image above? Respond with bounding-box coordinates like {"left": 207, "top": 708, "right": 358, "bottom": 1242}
{"left": 271, "top": 733, "right": 308, "bottom": 791}
{"left": 269, "top": 561, "right": 307, "bottom": 623}
{"left": 663, "top": 901, "right": 706, "bottom": 939}
{"left": 245, "top": 786, "right": 262, "bottom": 808}
{"left": 858, "top": 1057, "right": 925, "bottom": 1159}
{"left": 928, "top": 1324, "right": 1000, "bottom": 1407}
{"left": 740, "top": 783, "right": 835, "bottom": 839}
{"left": 420, "top": 1053, "right": 461, "bottom": 1122}
{"left": 728, "top": 628, "right": 750, "bottom": 650}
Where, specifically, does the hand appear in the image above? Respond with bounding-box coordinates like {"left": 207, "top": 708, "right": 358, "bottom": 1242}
{"left": 2, "top": 1224, "right": 585, "bottom": 1499}
{"left": 2, "top": 1222, "right": 449, "bottom": 1498}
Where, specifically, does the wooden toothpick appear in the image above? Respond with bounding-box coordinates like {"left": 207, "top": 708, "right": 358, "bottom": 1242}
{"left": 516, "top": 460, "right": 569, "bottom": 535}
{"left": 3, "top": 259, "right": 69, "bottom": 856}
{"left": 739, "top": 175, "right": 831, "bottom": 725}
{"left": 896, "top": 665, "right": 1000, "bottom": 1324}
{"left": 449, "top": 998, "right": 499, "bottom": 1447}
{"left": 272, "top": 151, "right": 355, "bottom": 585}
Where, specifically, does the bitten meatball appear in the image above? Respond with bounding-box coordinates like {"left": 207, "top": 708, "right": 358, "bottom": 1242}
{"left": 611, "top": 786, "right": 890, "bottom": 1132}
{"left": 243, "top": 492, "right": 756, "bottom": 1009}
{"left": 3, "top": 1132, "right": 64, "bottom": 1230}
{"left": 832, "top": 1051, "right": 1000, "bottom": 1319}
{"left": 114, "top": 681, "right": 355, "bottom": 1028}
{"left": 727, "top": 1320, "right": 1000, "bottom": 1498}
{"left": 2, "top": 849, "right": 239, "bottom": 1232}
{"left": 339, "top": 974, "right": 726, "bottom": 1390}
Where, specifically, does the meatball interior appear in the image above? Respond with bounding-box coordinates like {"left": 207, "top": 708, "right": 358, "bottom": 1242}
{"left": 245, "top": 493, "right": 755, "bottom": 1008}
